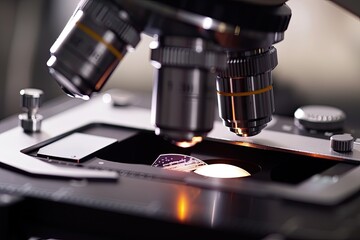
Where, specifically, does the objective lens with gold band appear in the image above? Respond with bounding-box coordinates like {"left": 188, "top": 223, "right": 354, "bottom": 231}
{"left": 47, "top": 0, "right": 140, "bottom": 99}
{"left": 151, "top": 36, "right": 227, "bottom": 147}
{"left": 216, "top": 47, "right": 277, "bottom": 136}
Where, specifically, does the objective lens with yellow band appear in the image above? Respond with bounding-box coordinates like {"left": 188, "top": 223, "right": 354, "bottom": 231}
{"left": 216, "top": 47, "right": 277, "bottom": 137}
{"left": 47, "top": 0, "right": 140, "bottom": 99}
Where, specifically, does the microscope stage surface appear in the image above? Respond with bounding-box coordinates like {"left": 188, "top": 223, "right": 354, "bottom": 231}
{"left": 0, "top": 90, "right": 359, "bottom": 240}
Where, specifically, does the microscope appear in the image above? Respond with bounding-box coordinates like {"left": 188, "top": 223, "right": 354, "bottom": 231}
{"left": 1, "top": 1, "right": 360, "bottom": 239}
{"left": 46, "top": 0, "right": 359, "bottom": 148}
{"left": 46, "top": 0, "right": 292, "bottom": 147}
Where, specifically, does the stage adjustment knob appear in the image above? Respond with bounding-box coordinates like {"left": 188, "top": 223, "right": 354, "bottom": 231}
{"left": 330, "top": 133, "right": 354, "bottom": 152}
{"left": 294, "top": 105, "right": 346, "bottom": 131}
{"left": 18, "top": 88, "right": 44, "bottom": 133}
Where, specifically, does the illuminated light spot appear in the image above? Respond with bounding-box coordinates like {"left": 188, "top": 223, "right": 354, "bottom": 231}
{"left": 194, "top": 163, "right": 251, "bottom": 178}
{"left": 102, "top": 93, "right": 112, "bottom": 104}
{"left": 149, "top": 40, "right": 159, "bottom": 49}
{"left": 176, "top": 193, "right": 188, "bottom": 222}
{"left": 47, "top": 55, "right": 57, "bottom": 67}
{"left": 202, "top": 17, "right": 213, "bottom": 30}
{"left": 150, "top": 60, "right": 161, "bottom": 69}
{"left": 175, "top": 136, "right": 203, "bottom": 148}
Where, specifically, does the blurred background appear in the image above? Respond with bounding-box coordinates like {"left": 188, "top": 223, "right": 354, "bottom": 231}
{"left": 0, "top": 0, "right": 359, "bottom": 129}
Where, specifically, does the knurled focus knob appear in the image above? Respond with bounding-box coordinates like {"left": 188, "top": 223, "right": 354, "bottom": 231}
{"left": 330, "top": 133, "right": 354, "bottom": 152}
{"left": 294, "top": 105, "right": 346, "bottom": 131}
{"left": 18, "top": 88, "right": 44, "bottom": 133}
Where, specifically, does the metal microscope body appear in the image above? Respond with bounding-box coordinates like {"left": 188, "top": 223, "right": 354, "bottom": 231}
{"left": 47, "top": 0, "right": 359, "bottom": 147}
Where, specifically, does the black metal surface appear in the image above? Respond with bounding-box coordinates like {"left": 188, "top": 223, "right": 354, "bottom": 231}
{"left": 0, "top": 145, "right": 360, "bottom": 239}
{"left": 0, "top": 122, "right": 351, "bottom": 239}
{"left": 1, "top": 93, "right": 360, "bottom": 239}
{"left": 21, "top": 123, "right": 350, "bottom": 183}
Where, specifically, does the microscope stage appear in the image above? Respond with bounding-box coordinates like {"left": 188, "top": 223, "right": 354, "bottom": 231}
{"left": 1, "top": 91, "right": 360, "bottom": 239}
{"left": 21, "top": 122, "right": 359, "bottom": 206}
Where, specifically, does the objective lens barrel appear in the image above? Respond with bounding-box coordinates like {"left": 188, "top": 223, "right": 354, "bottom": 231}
{"left": 216, "top": 47, "right": 277, "bottom": 136}
{"left": 152, "top": 68, "right": 216, "bottom": 143}
{"left": 47, "top": 0, "right": 140, "bottom": 99}
{"left": 151, "top": 36, "right": 226, "bottom": 147}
